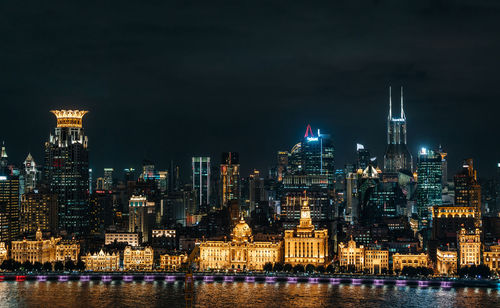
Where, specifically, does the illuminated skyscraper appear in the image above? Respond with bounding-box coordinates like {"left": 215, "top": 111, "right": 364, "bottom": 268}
{"left": 415, "top": 148, "right": 442, "bottom": 224}
{"left": 192, "top": 156, "right": 211, "bottom": 212}
{"left": 103, "top": 168, "right": 114, "bottom": 190}
{"left": 454, "top": 159, "right": 481, "bottom": 219}
{"left": 248, "top": 169, "right": 265, "bottom": 214}
{"left": 356, "top": 144, "right": 371, "bottom": 170}
{"left": 20, "top": 191, "right": 58, "bottom": 235}
{"left": 44, "top": 110, "right": 90, "bottom": 236}
{"left": 276, "top": 151, "right": 288, "bottom": 182}
{"left": 220, "top": 152, "right": 240, "bottom": 206}
{"left": 383, "top": 87, "right": 412, "bottom": 173}
{"left": 0, "top": 144, "right": 20, "bottom": 242}
{"left": 23, "top": 153, "right": 38, "bottom": 193}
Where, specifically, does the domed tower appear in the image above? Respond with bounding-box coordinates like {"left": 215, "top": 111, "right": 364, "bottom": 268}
{"left": 231, "top": 215, "right": 252, "bottom": 243}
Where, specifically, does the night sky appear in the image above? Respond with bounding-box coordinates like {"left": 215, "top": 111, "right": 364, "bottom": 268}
{"left": 1, "top": 1, "right": 499, "bottom": 179}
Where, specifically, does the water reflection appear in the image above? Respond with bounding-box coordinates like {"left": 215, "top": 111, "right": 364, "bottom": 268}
{"left": 0, "top": 281, "right": 497, "bottom": 308}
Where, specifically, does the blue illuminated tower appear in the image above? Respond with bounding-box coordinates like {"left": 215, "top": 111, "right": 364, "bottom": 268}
{"left": 415, "top": 147, "right": 442, "bottom": 224}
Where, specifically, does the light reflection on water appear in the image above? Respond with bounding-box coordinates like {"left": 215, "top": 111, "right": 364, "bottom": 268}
{"left": 0, "top": 281, "right": 497, "bottom": 308}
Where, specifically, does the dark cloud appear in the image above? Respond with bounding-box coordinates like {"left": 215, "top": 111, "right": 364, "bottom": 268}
{"left": 0, "top": 0, "right": 499, "bottom": 179}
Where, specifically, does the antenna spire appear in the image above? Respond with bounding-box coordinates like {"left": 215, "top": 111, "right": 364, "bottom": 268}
{"left": 388, "top": 86, "right": 392, "bottom": 120}
{"left": 400, "top": 86, "right": 405, "bottom": 119}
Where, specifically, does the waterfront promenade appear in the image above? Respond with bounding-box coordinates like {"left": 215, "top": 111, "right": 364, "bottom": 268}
{"left": 0, "top": 272, "right": 497, "bottom": 289}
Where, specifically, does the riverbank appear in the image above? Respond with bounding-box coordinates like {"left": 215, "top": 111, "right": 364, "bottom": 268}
{"left": 0, "top": 273, "right": 498, "bottom": 289}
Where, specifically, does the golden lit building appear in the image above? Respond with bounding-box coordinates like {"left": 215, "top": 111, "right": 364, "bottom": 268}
{"left": 123, "top": 246, "right": 154, "bottom": 271}
{"left": 284, "top": 201, "right": 328, "bottom": 266}
{"left": 0, "top": 242, "right": 8, "bottom": 263}
{"left": 20, "top": 192, "right": 58, "bottom": 235}
{"left": 436, "top": 248, "right": 457, "bottom": 275}
{"left": 198, "top": 216, "right": 281, "bottom": 271}
{"left": 81, "top": 249, "right": 120, "bottom": 271}
{"left": 55, "top": 241, "right": 80, "bottom": 262}
{"left": 11, "top": 229, "right": 60, "bottom": 263}
{"left": 364, "top": 249, "right": 389, "bottom": 274}
{"left": 338, "top": 238, "right": 389, "bottom": 274}
{"left": 483, "top": 245, "right": 500, "bottom": 273}
{"left": 392, "top": 253, "right": 428, "bottom": 271}
{"left": 160, "top": 253, "right": 187, "bottom": 271}
{"left": 338, "top": 238, "right": 364, "bottom": 271}
{"left": 458, "top": 227, "right": 481, "bottom": 266}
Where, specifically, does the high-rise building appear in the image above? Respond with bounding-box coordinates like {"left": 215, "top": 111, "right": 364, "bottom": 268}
{"left": 454, "top": 159, "right": 481, "bottom": 219}
{"left": 356, "top": 144, "right": 371, "bottom": 170}
{"left": 0, "top": 144, "right": 20, "bottom": 242}
{"left": 0, "top": 173, "right": 20, "bottom": 242}
{"left": 23, "top": 153, "right": 38, "bottom": 193}
{"left": 103, "top": 168, "right": 114, "bottom": 190}
{"left": 220, "top": 152, "right": 240, "bottom": 206}
{"left": 248, "top": 170, "right": 265, "bottom": 214}
{"left": 20, "top": 191, "right": 58, "bottom": 235}
{"left": 291, "top": 125, "right": 335, "bottom": 188}
{"left": 192, "top": 157, "right": 211, "bottom": 213}
{"left": 276, "top": 151, "right": 289, "bottom": 182}
{"left": 128, "top": 195, "right": 155, "bottom": 242}
{"left": 415, "top": 147, "right": 442, "bottom": 224}
{"left": 124, "top": 168, "right": 136, "bottom": 182}
{"left": 44, "top": 110, "right": 90, "bottom": 236}
{"left": 383, "top": 87, "right": 412, "bottom": 173}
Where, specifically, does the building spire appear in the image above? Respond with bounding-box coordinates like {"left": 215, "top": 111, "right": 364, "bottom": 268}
{"left": 388, "top": 86, "right": 392, "bottom": 120}
{"left": 400, "top": 86, "right": 405, "bottom": 119}
{"left": 304, "top": 124, "right": 314, "bottom": 138}
{"left": 1, "top": 141, "right": 6, "bottom": 159}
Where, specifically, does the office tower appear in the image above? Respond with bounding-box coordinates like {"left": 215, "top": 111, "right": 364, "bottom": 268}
{"left": 20, "top": 191, "right": 58, "bottom": 235}
{"left": 454, "top": 159, "right": 481, "bottom": 219}
{"left": 356, "top": 144, "right": 371, "bottom": 170}
{"left": 415, "top": 148, "right": 443, "bottom": 224}
{"left": 124, "top": 168, "right": 136, "bottom": 182}
{"left": 141, "top": 160, "right": 156, "bottom": 180}
{"left": 296, "top": 125, "right": 335, "bottom": 189}
{"left": 192, "top": 157, "right": 211, "bottom": 213}
{"left": 248, "top": 170, "right": 265, "bottom": 214}
{"left": 128, "top": 195, "right": 155, "bottom": 242}
{"left": 103, "top": 168, "right": 114, "bottom": 190}
{"left": 89, "top": 190, "right": 114, "bottom": 235}
{"left": 220, "top": 152, "right": 240, "bottom": 206}
{"left": 0, "top": 145, "right": 20, "bottom": 241}
{"left": 345, "top": 172, "right": 359, "bottom": 223}
{"left": 0, "top": 143, "right": 7, "bottom": 175}
{"left": 23, "top": 153, "right": 38, "bottom": 192}
{"left": 383, "top": 87, "right": 412, "bottom": 173}
{"left": 89, "top": 168, "right": 93, "bottom": 194}
{"left": 276, "top": 151, "right": 289, "bottom": 182}
{"left": 44, "top": 110, "right": 90, "bottom": 236}
{"left": 438, "top": 146, "right": 448, "bottom": 188}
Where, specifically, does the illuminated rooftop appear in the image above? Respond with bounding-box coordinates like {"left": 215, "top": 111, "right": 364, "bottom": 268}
{"left": 50, "top": 110, "right": 89, "bottom": 128}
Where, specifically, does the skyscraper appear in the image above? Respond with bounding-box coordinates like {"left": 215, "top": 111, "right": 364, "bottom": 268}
{"left": 44, "top": 110, "right": 90, "bottom": 236}
{"left": 192, "top": 156, "right": 211, "bottom": 213}
{"left": 299, "top": 125, "right": 335, "bottom": 188}
{"left": 276, "top": 151, "right": 289, "bottom": 182}
{"left": 356, "top": 144, "right": 371, "bottom": 170}
{"left": 23, "top": 153, "right": 38, "bottom": 193}
{"left": 415, "top": 148, "right": 442, "bottom": 224}
{"left": 454, "top": 159, "right": 481, "bottom": 219}
{"left": 383, "top": 87, "right": 412, "bottom": 173}
{"left": 0, "top": 144, "right": 20, "bottom": 242}
{"left": 103, "top": 168, "right": 114, "bottom": 190}
{"left": 220, "top": 152, "right": 240, "bottom": 206}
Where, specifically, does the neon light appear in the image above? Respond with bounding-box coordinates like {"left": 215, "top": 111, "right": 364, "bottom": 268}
{"left": 0, "top": 176, "right": 6, "bottom": 180}
{"left": 304, "top": 124, "right": 314, "bottom": 138}
{"left": 307, "top": 137, "right": 318, "bottom": 142}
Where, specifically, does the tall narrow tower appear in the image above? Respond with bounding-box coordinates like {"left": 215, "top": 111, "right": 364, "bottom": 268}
{"left": 383, "top": 87, "right": 413, "bottom": 173}
{"left": 44, "top": 110, "right": 89, "bottom": 236}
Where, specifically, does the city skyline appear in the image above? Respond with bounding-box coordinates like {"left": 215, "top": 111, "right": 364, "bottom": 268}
{"left": 1, "top": 2, "right": 500, "bottom": 178}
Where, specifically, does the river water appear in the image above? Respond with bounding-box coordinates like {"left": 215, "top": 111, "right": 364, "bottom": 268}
{"left": 0, "top": 281, "right": 498, "bottom": 307}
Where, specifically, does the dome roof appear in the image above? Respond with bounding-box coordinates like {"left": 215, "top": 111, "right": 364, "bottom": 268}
{"left": 232, "top": 217, "right": 252, "bottom": 241}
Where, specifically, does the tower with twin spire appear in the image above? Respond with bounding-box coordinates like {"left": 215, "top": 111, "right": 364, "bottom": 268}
{"left": 383, "top": 86, "right": 413, "bottom": 173}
